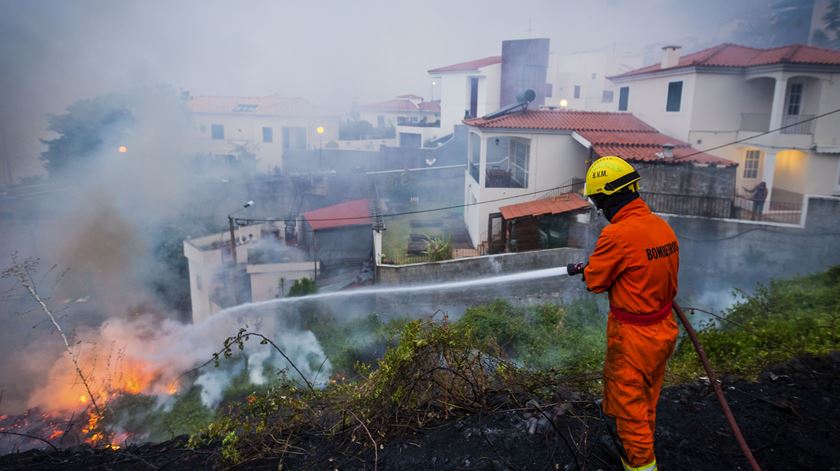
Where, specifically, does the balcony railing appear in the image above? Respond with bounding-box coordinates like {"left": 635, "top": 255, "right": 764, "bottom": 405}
{"left": 780, "top": 114, "right": 814, "bottom": 134}
{"left": 740, "top": 113, "right": 770, "bottom": 133}
{"left": 485, "top": 168, "right": 526, "bottom": 189}
{"left": 468, "top": 161, "right": 480, "bottom": 182}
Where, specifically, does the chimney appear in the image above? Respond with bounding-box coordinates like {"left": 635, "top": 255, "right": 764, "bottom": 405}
{"left": 661, "top": 143, "right": 675, "bottom": 158}
{"left": 661, "top": 45, "right": 681, "bottom": 69}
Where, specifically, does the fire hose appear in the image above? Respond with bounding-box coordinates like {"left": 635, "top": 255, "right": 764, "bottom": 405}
{"left": 672, "top": 301, "right": 762, "bottom": 471}
{"left": 566, "top": 264, "right": 762, "bottom": 470}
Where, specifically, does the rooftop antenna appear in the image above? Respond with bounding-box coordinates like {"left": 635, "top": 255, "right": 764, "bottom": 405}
{"left": 482, "top": 89, "right": 537, "bottom": 120}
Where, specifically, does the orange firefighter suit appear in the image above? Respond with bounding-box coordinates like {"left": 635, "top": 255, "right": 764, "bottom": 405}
{"left": 584, "top": 197, "right": 680, "bottom": 468}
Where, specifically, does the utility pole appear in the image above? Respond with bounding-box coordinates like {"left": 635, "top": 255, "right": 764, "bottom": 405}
{"left": 228, "top": 215, "right": 238, "bottom": 267}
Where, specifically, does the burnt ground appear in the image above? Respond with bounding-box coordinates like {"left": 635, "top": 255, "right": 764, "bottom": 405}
{"left": 2, "top": 353, "right": 839, "bottom": 471}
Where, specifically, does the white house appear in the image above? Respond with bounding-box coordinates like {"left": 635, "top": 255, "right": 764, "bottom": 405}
{"left": 355, "top": 95, "right": 442, "bottom": 147}
{"left": 608, "top": 43, "right": 840, "bottom": 209}
{"left": 546, "top": 46, "right": 643, "bottom": 112}
{"left": 462, "top": 109, "right": 735, "bottom": 247}
{"left": 428, "top": 56, "right": 503, "bottom": 136}
{"left": 186, "top": 94, "right": 340, "bottom": 174}
{"left": 183, "top": 222, "right": 317, "bottom": 323}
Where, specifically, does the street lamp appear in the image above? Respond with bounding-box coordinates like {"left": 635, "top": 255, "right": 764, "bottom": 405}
{"left": 431, "top": 80, "right": 437, "bottom": 101}
{"left": 117, "top": 145, "right": 128, "bottom": 154}
{"left": 227, "top": 200, "right": 255, "bottom": 267}
{"left": 316, "top": 126, "right": 325, "bottom": 168}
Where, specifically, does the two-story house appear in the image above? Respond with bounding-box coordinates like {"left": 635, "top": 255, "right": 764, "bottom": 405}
{"left": 462, "top": 109, "right": 735, "bottom": 247}
{"left": 428, "top": 56, "right": 503, "bottom": 137}
{"left": 355, "top": 95, "right": 442, "bottom": 147}
{"left": 186, "top": 94, "right": 340, "bottom": 174}
{"left": 608, "top": 43, "right": 840, "bottom": 210}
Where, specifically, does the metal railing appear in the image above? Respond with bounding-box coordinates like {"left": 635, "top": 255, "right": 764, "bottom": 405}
{"left": 642, "top": 191, "right": 803, "bottom": 224}
{"left": 780, "top": 114, "right": 813, "bottom": 134}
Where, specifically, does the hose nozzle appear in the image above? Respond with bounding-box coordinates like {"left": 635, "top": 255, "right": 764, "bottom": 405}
{"left": 567, "top": 263, "right": 585, "bottom": 276}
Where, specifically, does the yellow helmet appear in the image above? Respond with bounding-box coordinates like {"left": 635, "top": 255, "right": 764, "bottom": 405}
{"left": 584, "top": 156, "right": 641, "bottom": 196}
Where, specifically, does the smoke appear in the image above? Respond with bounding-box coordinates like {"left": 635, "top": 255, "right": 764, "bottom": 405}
{"left": 24, "top": 306, "right": 331, "bottom": 413}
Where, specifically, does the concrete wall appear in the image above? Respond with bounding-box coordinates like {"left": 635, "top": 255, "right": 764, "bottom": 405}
{"left": 374, "top": 247, "right": 588, "bottom": 312}
{"left": 639, "top": 164, "right": 737, "bottom": 197}
{"left": 663, "top": 195, "right": 840, "bottom": 309}
{"left": 501, "top": 38, "right": 550, "bottom": 108}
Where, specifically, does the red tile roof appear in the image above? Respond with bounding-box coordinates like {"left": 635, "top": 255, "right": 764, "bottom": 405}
{"left": 465, "top": 110, "right": 656, "bottom": 132}
{"left": 186, "top": 94, "right": 322, "bottom": 116}
{"left": 499, "top": 192, "right": 589, "bottom": 220}
{"left": 578, "top": 130, "right": 737, "bottom": 167}
{"left": 418, "top": 100, "right": 441, "bottom": 112}
{"left": 303, "top": 199, "right": 371, "bottom": 231}
{"left": 611, "top": 43, "right": 840, "bottom": 79}
{"left": 428, "top": 56, "right": 502, "bottom": 74}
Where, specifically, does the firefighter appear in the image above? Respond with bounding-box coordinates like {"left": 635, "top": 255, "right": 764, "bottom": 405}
{"left": 567, "top": 156, "right": 679, "bottom": 471}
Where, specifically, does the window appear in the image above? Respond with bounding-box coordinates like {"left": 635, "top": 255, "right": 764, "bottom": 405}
{"left": 469, "top": 77, "right": 479, "bottom": 118}
{"left": 377, "top": 115, "right": 385, "bottom": 127}
{"left": 666, "top": 81, "right": 683, "bottom": 112}
{"left": 233, "top": 104, "right": 257, "bottom": 112}
{"left": 262, "top": 127, "right": 273, "bottom": 143}
{"left": 510, "top": 138, "right": 530, "bottom": 188}
{"left": 591, "top": 73, "right": 597, "bottom": 79}
{"left": 574, "top": 85, "right": 581, "bottom": 99}
{"left": 602, "top": 90, "right": 614, "bottom": 103}
{"left": 787, "top": 83, "right": 803, "bottom": 115}
{"left": 211, "top": 124, "right": 224, "bottom": 140}
{"left": 195, "top": 274, "right": 202, "bottom": 290}
{"left": 743, "top": 150, "right": 760, "bottom": 179}
{"left": 469, "top": 132, "right": 481, "bottom": 182}
{"left": 618, "top": 87, "right": 629, "bottom": 111}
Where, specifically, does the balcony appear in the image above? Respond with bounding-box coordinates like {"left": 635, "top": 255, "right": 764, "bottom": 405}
{"left": 780, "top": 114, "right": 813, "bottom": 134}
{"left": 740, "top": 113, "right": 813, "bottom": 135}
{"left": 397, "top": 117, "right": 440, "bottom": 128}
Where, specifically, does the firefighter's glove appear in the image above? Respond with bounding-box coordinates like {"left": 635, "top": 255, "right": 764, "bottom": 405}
{"left": 567, "top": 263, "right": 585, "bottom": 277}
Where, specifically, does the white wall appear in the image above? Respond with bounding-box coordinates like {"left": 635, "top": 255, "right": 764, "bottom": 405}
{"left": 611, "top": 71, "right": 697, "bottom": 141}
{"left": 435, "top": 63, "right": 502, "bottom": 136}
{"left": 813, "top": 73, "right": 840, "bottom": 147}
{"left": 806, "top": 152, "right": 840, "bottom": 195}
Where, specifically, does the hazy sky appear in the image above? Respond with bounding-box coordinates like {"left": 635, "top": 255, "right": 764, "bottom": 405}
{"left": 0, "top": 0, "right": 765, "bottom": 178}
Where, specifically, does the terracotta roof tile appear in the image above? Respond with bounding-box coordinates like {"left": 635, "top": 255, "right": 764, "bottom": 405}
{"left": 578, "top": 131, "right": 737, "bottom": 167}
{"left": 499, "top": 192, "right": 589, "bottom": 220}
{"left": 303, "top": 199, "right": 371, "bottom": 231}
{"left": 428, "top": 56, "right": 502, "bottom": 74}
{"left": 465, "top": 110, "right": 656, "bottom": 132}
{"left": 611, "top": 43, "right": 840, "bottom": 79}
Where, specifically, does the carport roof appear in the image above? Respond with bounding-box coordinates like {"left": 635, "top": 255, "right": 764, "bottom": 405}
{"left": 499, "top": 192, "right": 589, "bottom": 220}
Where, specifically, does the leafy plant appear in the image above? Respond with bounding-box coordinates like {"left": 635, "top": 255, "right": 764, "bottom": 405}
{"left": 423, "top": 235, "right": 452, "bottom": 262}
{"left": 288, "top": 277, "right": 317, "bottom": 297}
